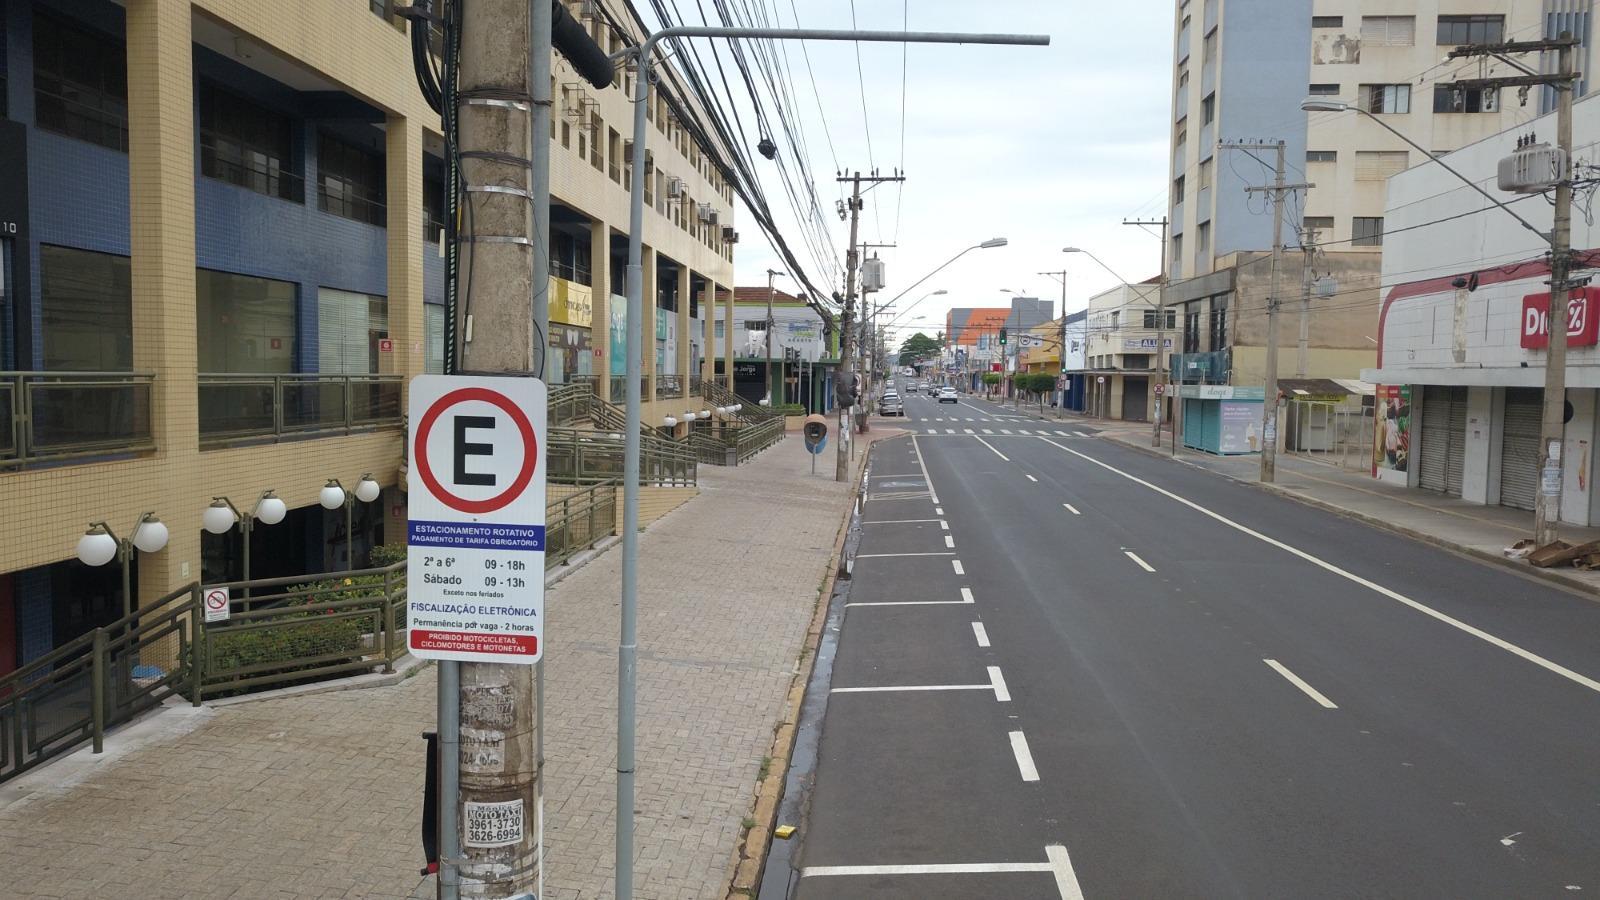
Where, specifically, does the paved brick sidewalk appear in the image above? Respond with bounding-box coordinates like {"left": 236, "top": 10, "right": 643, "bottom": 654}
{"left": 0, "top": 434, "right": 853, "bottom": 899}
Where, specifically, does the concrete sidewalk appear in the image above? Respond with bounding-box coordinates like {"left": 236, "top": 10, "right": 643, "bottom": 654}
{"left": 1092, "top": 420, "right": 1600, "bottom": 598}
{"left": 0, "top": 434, "right": 859, "bottom": 900}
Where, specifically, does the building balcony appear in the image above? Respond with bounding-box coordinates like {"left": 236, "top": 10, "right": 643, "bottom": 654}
{"left": 198, "top": 373, "right": 403, "bottom": 448}
{"left": 0, "top": 372, "right": 155, "bottom": 470}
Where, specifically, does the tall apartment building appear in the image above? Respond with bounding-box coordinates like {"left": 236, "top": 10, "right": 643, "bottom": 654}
{"left": 0, "top": 0, "right": 735, "bottom": 676}
{"left": 1165, "top": 0, "right": 1593, "bottom": 388}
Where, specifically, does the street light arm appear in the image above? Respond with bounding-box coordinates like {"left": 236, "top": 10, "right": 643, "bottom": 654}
{"left": 1066, "top": 248, "right": 1163, "bottom": 308}
{"left": 882, "top": 243, "right": 1004, "bottom": 330}
{"left": 1346, "top": 105, "right": 1548, "bottom": 241}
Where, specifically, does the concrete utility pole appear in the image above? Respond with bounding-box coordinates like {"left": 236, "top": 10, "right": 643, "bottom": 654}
{"left": 835, "top": 171, "right": 904, "bottom": 477}
{"left": 764, "top": 268, "right": 784, "bottom": 405}
{"left": 1297, "top": 227, "right": 1317, "bottom": 377}
{"left": 1446, "top": 36, "right": 1581, "bottom": 545}
{"left": 1125, "top": 217, "right": 1169, "bottom": 445}
{"left": 451, "top": 1, "right": 544, "bottom": 894}
{"left": 1040, "top": 270, "right": 1068, "bottom": 412}
{"left": 1224, "top": 140, "right": 1312, "bottom": 484}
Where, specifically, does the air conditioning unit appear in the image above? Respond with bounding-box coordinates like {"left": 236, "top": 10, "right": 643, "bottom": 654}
{"left": 722, "top": 227, "right": 739, "bottom": 244}
{"left": 1499, "top": 142, "right": 1566, "bottom": 194}
{"left": 697, "top": 203, "right": 715, "bottom": 222}
{"left": 562, "top": 85, "right": 587, "bottom": 119}
{"left": 576, "top": 0, "right": 600, "bottom": 20}
{"left": 667, "top": 176, "right": 685, "bottom": 198}
{"left": 706, "top": 209, "right": 720, "bottom": 225}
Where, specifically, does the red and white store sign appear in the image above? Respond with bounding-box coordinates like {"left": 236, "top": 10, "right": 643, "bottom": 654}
{"left": 1522, "top": 288, "right": 1600, "bottom": 349}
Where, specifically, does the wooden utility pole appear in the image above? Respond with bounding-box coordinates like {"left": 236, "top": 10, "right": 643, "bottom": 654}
{"left": 1223, "top": 140, "right": 1312, "bottom": 483}
{"left": 1448, "top": 35, "right": 1582, "bottom": 545}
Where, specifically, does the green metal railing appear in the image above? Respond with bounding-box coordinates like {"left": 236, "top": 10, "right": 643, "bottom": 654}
{"left": 549, "top": 381, "right": 594, "bottom": 425}
{"left": 1, "top": 371, "right": 156, "bottom": 469}
{"left": 703, "top": 380, "right": 783, "bottom": 424}
{"left": 546, "top": 481, "right": 618, "bottom": 566}
{"left": 198, "top": 373, "right": 403, "bottom": 447}
{"left": 1, "top": 583, "right": 199, "bottom": 783}
{"left": 547, "top": 426, "right": 696, "bottom": 486}
{"left": 689, "top": 417, "right": 785, "bottom": 465}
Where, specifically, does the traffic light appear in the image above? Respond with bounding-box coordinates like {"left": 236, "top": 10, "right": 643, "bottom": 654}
{"left": 999, "top": 328, "right": 1008, "bottom": 346}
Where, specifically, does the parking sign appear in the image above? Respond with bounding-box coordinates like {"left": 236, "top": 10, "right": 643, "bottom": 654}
{"left": 406, "top": 375, "right": 546, "bottom": 663}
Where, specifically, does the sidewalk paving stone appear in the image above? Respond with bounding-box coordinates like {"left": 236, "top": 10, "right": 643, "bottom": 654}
{"left": 0, "top": 434, "right": 856, "bottom": 900}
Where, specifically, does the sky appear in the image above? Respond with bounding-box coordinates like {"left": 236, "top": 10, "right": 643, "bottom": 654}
{"left": 636, "top": 0, "right": 1174, "bottom": 345}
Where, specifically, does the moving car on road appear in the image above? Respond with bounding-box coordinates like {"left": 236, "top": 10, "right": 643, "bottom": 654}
{"left": 879, "top": 391, "right": 903, "bottom": 416}
{"left": 937, "top": 386, "right": 958, "bottom": 403}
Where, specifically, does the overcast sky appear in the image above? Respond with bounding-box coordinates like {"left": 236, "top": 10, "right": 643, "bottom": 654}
{"left": 638, "top": 0, "right": 1173, "bottom": 342}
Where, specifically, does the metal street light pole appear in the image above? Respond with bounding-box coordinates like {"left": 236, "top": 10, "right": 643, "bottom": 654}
{"left": 622, "top": 24, "right": 1047, "bottom": 899}
{"left": 765, "top": 268, "right": 785, "bottom": 405}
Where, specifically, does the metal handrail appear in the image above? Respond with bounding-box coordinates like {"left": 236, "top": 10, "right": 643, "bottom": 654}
{"left": 1, "top": 371, "right": 156, "bottom": 469}
{"left": 547, "top": 425, "right": 696, "bottom": 486}
{"left": 198, "top": 373, "right": 403, "bottom": 447}
{"left": 654, "top": 374, "right": 683, "bottom": 399}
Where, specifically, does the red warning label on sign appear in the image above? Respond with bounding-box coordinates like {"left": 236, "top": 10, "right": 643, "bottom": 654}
{"left": 410, "top": 629, "right": 539, "bottom": 657}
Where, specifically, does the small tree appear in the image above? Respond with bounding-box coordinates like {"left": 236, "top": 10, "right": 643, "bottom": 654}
{"left": 981, "top": 372, "right": 1002, "bottom": 396}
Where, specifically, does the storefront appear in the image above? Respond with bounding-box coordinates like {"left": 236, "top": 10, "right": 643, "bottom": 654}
{"left": 547, "top": 276, "right": 594, "bottom": 384}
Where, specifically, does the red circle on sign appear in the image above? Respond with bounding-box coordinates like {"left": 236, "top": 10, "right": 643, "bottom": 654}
{"left": 414, "top": 387, "right": 539, "bottom": 515}
{"left": 205, "top": 591, "right": 227, "bottom": 609}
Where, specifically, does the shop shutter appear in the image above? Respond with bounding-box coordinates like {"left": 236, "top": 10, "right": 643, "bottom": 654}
{"left": 319, "top": 288, "right": 371, "bottom": 375}
{"left": 1121, "top": 377, "right": 1149, "bottom": 422}
{"left": 1418, "top": 386, "right": 1466, "bottom": 496}
{"left": 1500, "top": 387, "right": 1543, "bottom": 511}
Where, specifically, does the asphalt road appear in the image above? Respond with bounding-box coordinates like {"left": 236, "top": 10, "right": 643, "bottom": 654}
{"left": 780, "top": 383, "right": 1600, "bottom": 899}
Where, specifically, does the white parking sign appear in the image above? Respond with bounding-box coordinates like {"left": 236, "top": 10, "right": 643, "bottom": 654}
{"left": 407, "top": 375, "right": 546, "bottom": 663}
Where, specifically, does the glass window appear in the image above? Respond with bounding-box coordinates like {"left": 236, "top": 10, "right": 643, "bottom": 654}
{"left": 197, "top": 269, "right": 297, "bottom": 373}
{"left": 1360, "top": 83, "right": 1411, "bottom": 114}
{"left": 1201, "top": 93, "right": 1215, "bottom": 124}
{"left": 714, "top": 320, "right": 725, "bottom": 339}
{"left": 1361, "top": 16, "right": 1416, "bottom": 47}
{"left": 317, "top": 132, "right": 387, "bottom": 226}
{"left": 1437, "top": 15, "right": 1504, "bottom": 46}
{"left": 425, "top": 303, "right": 446, "bottom": 375}
{"left": 1208, "top": 296, "right": 1229, "bottom": 349}
{"left": 1308, "top": 83, "right": 1340, "bottom": 95}
{"left": 1433, "top": 84, "right": 1499, "bottom": 113}
{"left": 33, "top": 11, "right": 128, "bottom": 152}
{"left": 199, "top": 81, "right": 298, "bottom": 201}
{"left": 1312, "top": 16, "right": 1343, "bottom": 28}
{"left": 318, "top": 288, "right": 388, "bottom": 375}
{"left": 1306, "top": 150, "right": 1337, "bottom": 163}
{"left": 1353, "top": 216, "right": 1385, "bottom": 247}
{"left": 1303, "top": 216, "right": 1334, "bottom": 237}
{"left": 41, "top": 245, "right": 131, "bottom": 371}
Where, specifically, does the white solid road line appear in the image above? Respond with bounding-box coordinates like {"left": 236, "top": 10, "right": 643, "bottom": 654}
{"left": 1124, "top": 550, "right": 1155, "bottom": 572}
{"left": 944, "top": 534, "right": 956, "bottom": 548}
{"left": 851, "top": 587, "right": 974, "bottom": 608}
{"left": 1009, "top": 731, "right": 1040, "bottom": 782}
{"left": 865, "top": 518, "right": 941, "bottom": 524}
{"left": 952, "top": 559, "right": 965, "bottom": 576}
{"left": 1047, "top": 845, "right": 1088, "bottom": 900}
{"left": 1063, "top": 503, "right": 1080, "bottom": 515}
{"left": 972, "top": 621, "right": 990, "bottom": 647}
{"left": 989, "top": 666, "right": 1011, "bottom": 701}
{"left": 1039, "top": 438, "right": 1600, "bottom": 696}
{"left": 1025, "top": 473, "right": 1039, "bottom": 482}
{"left": 975, "top": 437, "right": 1010, "bottom": 461}
{"left": 1264, "top": 659, "right": 1339, "bottom": 709}
{"left": 961, "top": 587, "right": 975, "bottom": 603}
{"left": 832, "top": 682, "right": 997, "bottom": 695}
{"left": 803, "top": 845, "right": 1084, "bottom": 900}
{"left": 910, "top": 435, "right": 942, "bottom": 504}
{"left": 855, "top": 552, "right": 956, "bottom": 558}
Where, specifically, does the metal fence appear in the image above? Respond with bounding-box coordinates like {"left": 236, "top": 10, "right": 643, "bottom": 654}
{"left": 198, "top": 373, "right": 403, "bottom": 446}
{"left": 654, "top": 374, "right": 683, "bottom": 399}
{"left": 1, "top": 584, "right": 199, "bottom": 783}
{"left": 547, "top": 427, "right": 696, "bottom": 486}
{"left": 1, "top": 371, "right": 156, "bottom": 469}
{"left": 690, "top": 418, "right": 785, "bottom": 465}
{"left": 1284, "top": 400, "right": 1374, "bottom": 472}
{"left": 547, "top": 481, "right": 617, "bottom": 566}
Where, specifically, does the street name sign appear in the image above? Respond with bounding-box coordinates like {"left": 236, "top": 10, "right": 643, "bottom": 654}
{"left": 407, "top": 375, "right": 546, "bottom": 663}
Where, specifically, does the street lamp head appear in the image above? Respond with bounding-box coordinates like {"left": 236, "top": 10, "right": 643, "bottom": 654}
{"left": 76, "top": 524, "right": 118, "bottom": 567}
{"left": 933, "top": 289, "right": 948, "bottom": 295}
{"left": 1061, "top": 247, "right": 1082, "bottom": 254}
{"left": 663, "top": 416, "right": 678, "bottom": 428}
{"left": 256, "top": 491, "right": 287, "bottom": 525}
{"left": 202, "top": 498, "right": 237, "bottom": 535}
{"left": 319, "top": 479, "right": 346, "bottom": 510}
{"left": 131, "top": 515, "right": 169, "bottom": 554}
{"left": 1300, "top": 97, "right": 1349, "bottom": 113}
{"left": 354, "top": 474, "right": 381, "bottom": 504}
{"left": 979, "top": 238, "right": 1008, "bottom": 249}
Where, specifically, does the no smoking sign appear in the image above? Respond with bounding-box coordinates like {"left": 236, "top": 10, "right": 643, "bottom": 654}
{"left": 407, "top": 375, "right": 547, "bottom": 664}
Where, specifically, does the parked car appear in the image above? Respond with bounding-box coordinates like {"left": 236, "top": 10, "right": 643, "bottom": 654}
{"left": 937, "top": 387, "right": 958, "bottom": 403}
{"left": 879, "top": 392, "right": 903, "bottom": 416}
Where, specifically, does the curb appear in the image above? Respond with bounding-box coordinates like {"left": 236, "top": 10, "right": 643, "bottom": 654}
{"left": 1103, "top": 434, "right": 1600, "bottom": 600}
{"left": 724, "top": 432, "right": 883, "bottom": 897}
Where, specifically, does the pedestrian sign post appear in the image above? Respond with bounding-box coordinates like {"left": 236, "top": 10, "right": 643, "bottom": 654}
{"left": 407, "top": 375, "right": 546, "bottom": 664}
{"left": 203, "top": 587, "right": 230, "bottom": 624}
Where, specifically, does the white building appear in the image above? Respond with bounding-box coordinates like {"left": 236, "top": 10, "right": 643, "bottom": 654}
{"left": 1076, "top": 280, "right": 1171, "bottom": 421}
{"left": 1367, "top": 89, "right": 1600, "bottom": 524}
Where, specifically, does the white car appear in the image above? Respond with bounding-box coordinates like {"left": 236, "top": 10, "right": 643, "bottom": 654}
{"left": 937, "top": 387, "right": 958, "bottom": 403}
